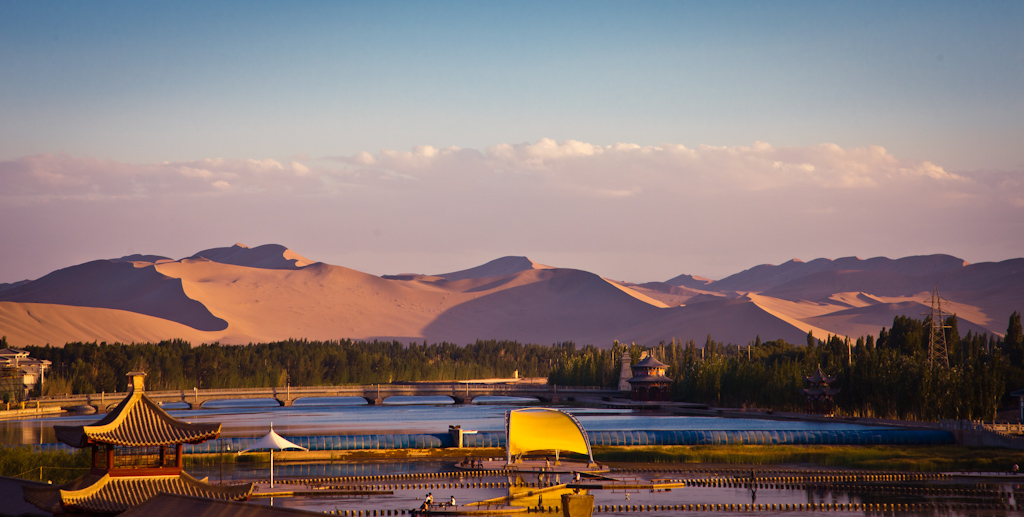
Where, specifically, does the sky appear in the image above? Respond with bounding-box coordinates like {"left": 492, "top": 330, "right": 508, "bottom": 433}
{"left": 1, "top": 0, "right": 1022, "bottom": 283}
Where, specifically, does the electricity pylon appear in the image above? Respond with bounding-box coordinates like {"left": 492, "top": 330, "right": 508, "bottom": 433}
{"left": 923, "top": 284, "right": 951, "bottom": 369}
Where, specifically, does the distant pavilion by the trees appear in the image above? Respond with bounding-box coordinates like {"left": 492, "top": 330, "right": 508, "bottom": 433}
{"left": 802, "top": 365, "right": 840, "bottom": 415}
{"left": 627, "top": 354, "right": 673, "bottom": 402}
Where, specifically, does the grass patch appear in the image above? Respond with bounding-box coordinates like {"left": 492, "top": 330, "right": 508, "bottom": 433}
{"left": 593, "top": 445, "right": 1024, "bottom": 472}
{"left": 0, "top": 446, "right": 90, "bottom": 484}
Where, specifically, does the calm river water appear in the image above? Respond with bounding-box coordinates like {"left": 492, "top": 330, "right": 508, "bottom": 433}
{"left": 1, "top": 397, "right": 883, "bottom": 446}
{"left": 4, "top": 398, "right": 1017, "bottom": 516}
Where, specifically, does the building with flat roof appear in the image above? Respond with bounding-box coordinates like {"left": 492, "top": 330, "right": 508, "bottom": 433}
{"left": 0, "top": 348, "right": 50, "bottom": 400}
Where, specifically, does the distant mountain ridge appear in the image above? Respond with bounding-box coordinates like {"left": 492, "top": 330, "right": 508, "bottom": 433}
{"left": 0, "top": 244, "right": 1020, "bottom": 348}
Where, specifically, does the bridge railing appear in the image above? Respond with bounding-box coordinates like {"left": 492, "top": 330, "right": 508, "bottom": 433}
{"left": 29, "top": 383, "right": 621, "bottom": 405}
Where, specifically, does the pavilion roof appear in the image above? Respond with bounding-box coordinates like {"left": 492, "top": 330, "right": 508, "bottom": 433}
{"left": 23, "top": 471, "right": 253, "bottom": 515}
{"left": 627, "top": 375, "right": 674, "bottom": 385}
{"left": 804, "top": 364, "right": 836, "bottom": 385}
{"left": 54, "top": 389, "right": 221, "bottom": 448}
{"left": 632, "top": 356, "right": 668, "bottom": 369}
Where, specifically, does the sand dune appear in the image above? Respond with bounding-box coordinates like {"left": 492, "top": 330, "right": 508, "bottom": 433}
{"left": 710, "top": 255, "right": 968, "bottom": 293}
{"left": 0, "top": 302, "right": 212, "bottom": 346}
{"left": 0, "top": 260, "right": 226, "bottom": 331}
{"left": 626, "top": 281, "right": 721, "bottom": 307}
{"left": 422, "top": 268, "right": 666, "bottom": 345}
{"left": 188, "top": 243, "right": 315, "bottom": 270}
{"left": 616, "top": 296, "right": 821, "bottom": 346}
{"left": 663, "top": 273, "right": 713, "bottom": 289}
{"left": 436, "top": 256, "right": 554, "bottom": 281}
{"left": 0, "top": 245, "right": 1020, "bottom": 348}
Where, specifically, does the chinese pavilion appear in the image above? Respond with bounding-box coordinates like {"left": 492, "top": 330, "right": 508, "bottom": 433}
{"left": 627, "top": 353, "right": 673, "bottom": 402}
{"left": 802, "top": 365, "right": 840, "bottom": 415}
{"left": 24, "top": 372, "right": 253, "bottom": 514}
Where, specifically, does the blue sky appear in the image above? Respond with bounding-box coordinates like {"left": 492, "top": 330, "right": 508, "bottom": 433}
{"left": 1, "top": 1, "right": 1022, "bottom": 282}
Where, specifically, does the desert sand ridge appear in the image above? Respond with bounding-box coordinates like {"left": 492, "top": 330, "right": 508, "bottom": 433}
{"left": 188, "top": 243, "right": 315, "bottom": 270}
{"left": 0, "top": 245, "right": 1020, "bottom": 348}
{"left": 436, "top": 256, "right": 554, "bottom": 281}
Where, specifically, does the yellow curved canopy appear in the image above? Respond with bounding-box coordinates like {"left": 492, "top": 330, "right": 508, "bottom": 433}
{"left": 505, "top": 408, "right": 591, "bottom": 460}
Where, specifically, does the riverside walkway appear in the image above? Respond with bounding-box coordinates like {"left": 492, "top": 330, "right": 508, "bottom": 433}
{"left": 29, "top": 383, "right": 621, "bottom": 411}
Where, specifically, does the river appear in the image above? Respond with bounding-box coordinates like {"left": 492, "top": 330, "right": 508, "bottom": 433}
{"left": 2, "top": 396, "right": 884, "bottom": 446}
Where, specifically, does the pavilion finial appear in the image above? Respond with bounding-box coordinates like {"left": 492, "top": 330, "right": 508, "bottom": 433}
{"left": 127, "top": 371, "right": 147, "bottom": 392}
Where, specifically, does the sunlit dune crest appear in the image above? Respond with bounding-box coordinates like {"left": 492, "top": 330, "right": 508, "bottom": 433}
{"left": 0, "top": 245, "right": 1020, "bottom": 348}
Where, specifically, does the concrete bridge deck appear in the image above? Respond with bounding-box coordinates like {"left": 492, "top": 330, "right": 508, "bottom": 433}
{"left": 31, "top": 383, "right": 622, "bottom": 411}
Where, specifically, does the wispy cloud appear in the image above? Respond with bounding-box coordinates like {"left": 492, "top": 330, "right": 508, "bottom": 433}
{"left": 1, "top": 140, "right": 969, "bottom": 203}
{"left": 0, "top": 139, "right": 1017, "bottom": 283}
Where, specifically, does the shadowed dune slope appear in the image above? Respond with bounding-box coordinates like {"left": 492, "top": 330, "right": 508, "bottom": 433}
{"left": 422, "top": 268, "right": 666, "bottom": 345}
{"left": 0, "top": 302, "right": 211, "bottom": 346}
{"left": 153, "top": 259, "right": 449, "bottom": 343}
{"left": 0, "top": 260, "right": 227, "bottom": 331}
{"left": 710, "top": 255, "right": 968, "bottom": 293}
{"left": 188, "top": 243, "right": 315, "bottom": 270}
{"left": 0, "top": 246, "right": 1020, "bottom": 348}
{"left": 436, "top": 256, "right": 553, "bottom": 281}
{"left": 663, "top": 273, "right": 713, "bottom": 289}
{"left": 802, "top": 301, "right": 994, "bottom": 341}
{"left": 615, "top": 295, "right": 827, "bottom": 346}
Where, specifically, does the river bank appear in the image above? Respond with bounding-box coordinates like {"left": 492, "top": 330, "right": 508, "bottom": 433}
{"left": 180, "top": 444, "right": 1024, "bottom": 474}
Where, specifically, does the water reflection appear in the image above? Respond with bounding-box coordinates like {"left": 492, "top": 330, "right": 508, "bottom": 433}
{"left": 192, "top": 461, "right": 1023, "bottom": 517}
{"left": 292, "top": 397, "right": 368, "bottom": 406}
{"left": 1, "top": 403, "right": 887, "bottom": 446}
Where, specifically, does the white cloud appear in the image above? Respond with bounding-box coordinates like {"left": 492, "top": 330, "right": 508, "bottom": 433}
{"left": 0, "top": 139, "right": 1020, "bottom": 284}
{"left": 0, "top": 140, "right": 983, "bottom": 204}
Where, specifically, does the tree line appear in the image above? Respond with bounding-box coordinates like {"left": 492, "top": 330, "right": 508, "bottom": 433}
{"left": 21, "top": 339, "right": 564, "bottom": 395}
{"left": 5, "top": 310, "right": 1023, "bottom": 421}
{"left": 549, "top": 312, "right": 1023, "bottom": 421}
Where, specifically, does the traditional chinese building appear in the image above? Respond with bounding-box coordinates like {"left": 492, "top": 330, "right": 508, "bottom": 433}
{"left": 0, "top": 347, "right": 50, "bottom": 400}
{"left": 802, "top": 364, "right": 840, "bottom": 415}
{"left": 24, "top": 372, "right": 253, "bottom": 514}
{"left": 627, "top": 353, "right": 673, "bottom": 402}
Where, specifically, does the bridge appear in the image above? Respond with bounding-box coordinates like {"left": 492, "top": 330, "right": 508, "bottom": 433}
{"left": 30, "top": 383, "right": 624, "bottom": 411}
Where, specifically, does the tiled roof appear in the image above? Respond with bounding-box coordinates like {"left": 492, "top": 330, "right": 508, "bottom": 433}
{"left": 23, "top": 472, "right": 253, "bottom": 515}
{"left": 627, "top": 375, "right": 673, "bottom": 384}
{"left": 632, "top": 356, "right": 668, "bottom": 369}
{"left": 804, "top": 364, "right": 836, "bottom": 385}
{"left": 54, "top": 390, "right": 221, "bottom": 447}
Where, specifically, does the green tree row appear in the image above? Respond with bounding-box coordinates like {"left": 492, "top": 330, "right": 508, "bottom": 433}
{"left": 8, "top": 311, "right": 1023, "bottom": 422}
{"left": 24, "top": 339, "right": 564, "bottom": 395}
{"left": 546, "top": 312, "right": 1023, "bottom": 421}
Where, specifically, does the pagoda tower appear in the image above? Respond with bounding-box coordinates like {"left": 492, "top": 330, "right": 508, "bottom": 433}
{"left": 802, "top": 365, "right": 840, "bottom": 415}
{"left": 24, "top": 372, "right": 253, "bottom": 514}
{"left": 627, "top": 353, "right": 673, "bottom": 402}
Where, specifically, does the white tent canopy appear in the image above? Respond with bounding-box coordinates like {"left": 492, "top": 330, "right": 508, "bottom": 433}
{"left": 239, "top": 425, "right": 307, "bottom": 487}
{"left": 240, "top": 426, "right": 308, "bottom": 454}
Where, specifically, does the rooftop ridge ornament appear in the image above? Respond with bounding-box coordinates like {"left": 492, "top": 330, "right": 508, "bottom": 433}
{"left": 127, "top": 371, "right": 146, "bottom": 392}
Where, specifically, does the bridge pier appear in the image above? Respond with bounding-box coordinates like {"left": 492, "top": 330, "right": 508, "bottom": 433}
{"left": 35, "top": 384, "right": 619, "bottom": 411}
